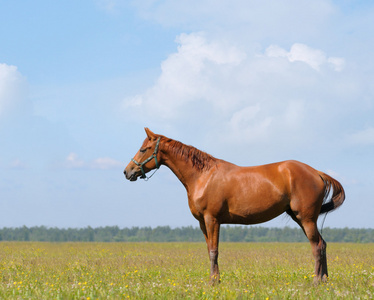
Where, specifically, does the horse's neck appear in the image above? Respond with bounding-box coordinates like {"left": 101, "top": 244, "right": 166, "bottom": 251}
{"left": 161, "top": 148, "right": 201, "bottom": 190}
{"left": 162, "top": 155, "right": 194, "bottom": 188}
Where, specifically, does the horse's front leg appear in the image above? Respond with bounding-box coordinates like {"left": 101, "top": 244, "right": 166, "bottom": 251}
{"left": 201, "top": 215, "right": 221, "bottom": 284}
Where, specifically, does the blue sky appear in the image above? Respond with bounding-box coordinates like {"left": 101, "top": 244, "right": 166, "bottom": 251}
{"left": 0, "top": 0, "right": 373, "bottom": 228}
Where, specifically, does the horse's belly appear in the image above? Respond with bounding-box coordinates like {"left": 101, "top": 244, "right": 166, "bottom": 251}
{"left": 223, "top": 194, "right": 288, "bottom": 225}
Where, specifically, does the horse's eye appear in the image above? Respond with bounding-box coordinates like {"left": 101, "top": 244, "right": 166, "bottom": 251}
{"left": 140, "top": 148, "right": 147, "bottom": 153}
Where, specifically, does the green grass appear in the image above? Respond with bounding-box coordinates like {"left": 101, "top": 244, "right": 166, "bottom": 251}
{"left": 0, "top": 242, "right": 373, "bottom": 299}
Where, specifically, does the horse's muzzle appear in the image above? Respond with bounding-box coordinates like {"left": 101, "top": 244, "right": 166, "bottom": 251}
{"left": 124, "top": 168, "right": 138, "bottom": 181}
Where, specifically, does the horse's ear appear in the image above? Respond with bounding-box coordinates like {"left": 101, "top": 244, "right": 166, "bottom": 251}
{"left": 144, "top": 127, "right": 156, "bottom": 139}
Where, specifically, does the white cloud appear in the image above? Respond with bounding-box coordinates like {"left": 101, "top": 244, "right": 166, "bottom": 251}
{"left": 265, "top": 45, "right": 288, "bottom": 58}
{"left": 327, "top": 57, "right": 345, "bottom": 72}
{"left": 65, "top": 153, "right": 85, "bottom": 169}
{"left": 288, "top": 44, "right": 327, "bottom": 70}
{"left": 227, "top": 105, "right": 273, "bottom": 142}
{"left": 0, "top": 63, "right": 29, "bottom": 117}
{"left": 91, "top": 157, "right": 123, "bottom": 170}
{"left": 123, "top": 32, "right": 354, "bottom": 152}
{"left": 265, "top": 43, "right": 345, "bottom": 71}
{"left": 64, "top": 153, "right": 123, "bottom": 170}
{"left": 123, "top": 32, "right": 246, "bottom": 119}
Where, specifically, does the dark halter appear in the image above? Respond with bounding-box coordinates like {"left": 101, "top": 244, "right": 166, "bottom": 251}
{"left": 131, "top": 137, "right": 161, "bottom": 181}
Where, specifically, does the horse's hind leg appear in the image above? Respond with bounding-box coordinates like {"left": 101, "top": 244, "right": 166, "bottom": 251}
{"left": 303, "top": 221, "right": 328, "bottom": 283}
{"left": 287, "top": 210, "right": 328, "bottom": 282}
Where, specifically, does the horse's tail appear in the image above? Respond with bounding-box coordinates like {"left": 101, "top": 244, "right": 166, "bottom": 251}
{"left": 318, "top": 171, "right": 345, "bottom": 214}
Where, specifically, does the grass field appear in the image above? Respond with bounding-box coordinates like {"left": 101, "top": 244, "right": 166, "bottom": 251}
{"left": 0, "top": 242, "right": 373, "bottom": 299}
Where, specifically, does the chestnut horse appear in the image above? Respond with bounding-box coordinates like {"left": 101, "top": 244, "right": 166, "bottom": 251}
{"left": 124, "top": 128, "right": 345, "bottom": 284}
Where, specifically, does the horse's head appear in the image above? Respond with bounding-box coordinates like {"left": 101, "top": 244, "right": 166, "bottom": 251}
{"left": 124, "top": 128, "right": 162, "bottom": 181}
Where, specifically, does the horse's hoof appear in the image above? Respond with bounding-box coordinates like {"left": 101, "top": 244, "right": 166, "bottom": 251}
{"left": 209, "top": 275, "right": 220, "bottom": 285}
{"left": 313, "top": 275, "right": 328, "bottom": 284}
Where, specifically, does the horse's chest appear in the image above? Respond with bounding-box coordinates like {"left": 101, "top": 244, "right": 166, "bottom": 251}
{"left": 187, "top": 194, "right": 207, "bottom": 220}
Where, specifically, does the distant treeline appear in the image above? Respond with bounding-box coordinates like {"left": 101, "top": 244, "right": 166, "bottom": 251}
{"left": 0, "top": 226, "right": 373, "bottom": 243}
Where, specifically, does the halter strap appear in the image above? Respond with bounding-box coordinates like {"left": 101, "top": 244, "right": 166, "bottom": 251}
{"left": 131, "top": 137, "right": 161, "bottom": 180}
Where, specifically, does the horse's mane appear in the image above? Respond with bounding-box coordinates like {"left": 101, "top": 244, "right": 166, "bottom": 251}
{"left": 164, "top": 138, "right": 217, "bottom": 171}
